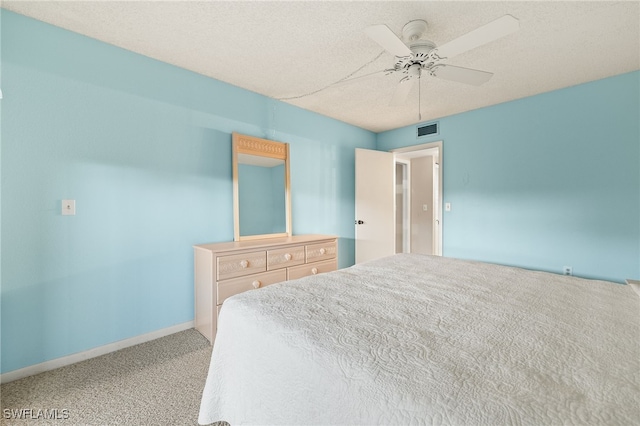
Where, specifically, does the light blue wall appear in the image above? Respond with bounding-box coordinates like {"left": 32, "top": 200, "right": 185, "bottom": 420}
{"left": 270, "top": 164, "right": 286, "bottom": 233}
{"left": 238, "top": 163, "right": 286, "bottom": 235}
{"left": 0, "top": 11, "right": 376, "bottom": 374}
{"left": 378, "top": 71, "right": 640, "bottom": 283}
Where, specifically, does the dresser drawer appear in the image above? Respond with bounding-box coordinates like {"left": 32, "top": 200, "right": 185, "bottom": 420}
{"left": 267, "top": 246, "right": 305, "bottom": 270}
{"left": 288, "top": 259, "right": 337, "bottom": 281}
{"left": 217, "top": 269, "right": 287, "bottom": 305}
{"left": 217, "top": 251, "right": 266, "bottom": 280}
{"left": 306, "top": 240, "right": 337, "bottom": 263}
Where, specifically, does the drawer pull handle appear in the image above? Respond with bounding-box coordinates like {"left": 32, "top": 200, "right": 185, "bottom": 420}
{"left": 252, "top": 280, "right": 261, "bottom": 289}
{"left": 311, "top": 267, "right": 319, "bottom": 275}
{"left": 284, "top": 253, "right": 292, "bottom": 261}
{"left": 240, "top": 260, "right": 249, "bottom": 268}
{"left": 319, "top": 248, "right": 326, "bottom": 255}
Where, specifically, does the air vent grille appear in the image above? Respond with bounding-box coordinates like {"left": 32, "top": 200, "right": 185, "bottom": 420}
{"left": 417, "top": 122, "right": 439, "bottom": 138}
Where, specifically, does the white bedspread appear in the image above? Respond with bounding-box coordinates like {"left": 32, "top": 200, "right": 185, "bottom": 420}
{"left": 198, "top": 254, "right": 640, "bottom": 425}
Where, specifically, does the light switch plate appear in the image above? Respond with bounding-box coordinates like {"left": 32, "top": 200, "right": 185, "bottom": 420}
{"left": 62, "top": 199, "right": 76, "bottom": 215}
{"left": 445, "top": 202, "right": 451, "bottom": 212}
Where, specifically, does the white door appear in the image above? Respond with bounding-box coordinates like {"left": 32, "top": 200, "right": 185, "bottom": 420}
{"left": 355, "top": 148, "right": 395, "bottom": 263}
{"left": 432, "top": 161, "right": 442, "bottom": 255}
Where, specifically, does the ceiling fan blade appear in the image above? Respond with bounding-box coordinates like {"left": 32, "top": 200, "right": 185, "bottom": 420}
{"left": 433, "top": 14, "right": 519, "bottom": 60}
{"left": 431, "top": 65, "right": 493, "bottom": 86}
{"left": 364, "top": 24, "right": 412, "bottom": 57}
{"left": 390, "top": 78, "right": 416, "bottom": 106}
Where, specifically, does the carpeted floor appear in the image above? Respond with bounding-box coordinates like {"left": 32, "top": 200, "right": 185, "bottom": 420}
{"left": 0, "top": 329, "right": 220, "bottom": 425}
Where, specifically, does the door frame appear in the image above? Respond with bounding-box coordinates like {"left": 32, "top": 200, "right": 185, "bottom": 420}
{"left": 395, "top": 157, "right": 411, "bottom": 254}
{"left": 391, "top": 141, "right": 443, "bottom": 256}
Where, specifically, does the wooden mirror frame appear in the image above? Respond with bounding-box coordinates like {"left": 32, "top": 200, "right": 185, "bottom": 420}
{"left": 232, "top": 132, "right": 291, "bottom": 241}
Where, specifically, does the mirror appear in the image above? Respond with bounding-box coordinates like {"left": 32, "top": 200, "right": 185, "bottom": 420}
{"left": 233, "top": 133, "right": 291, "bottom": 241}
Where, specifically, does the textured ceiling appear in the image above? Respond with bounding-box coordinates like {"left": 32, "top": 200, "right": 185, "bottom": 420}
{"left": 2, "top": 1, "right": 639, "bottom": 132}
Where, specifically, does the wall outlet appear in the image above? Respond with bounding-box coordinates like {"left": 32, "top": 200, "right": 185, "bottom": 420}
{"left": 563, "top": 266, "right": 572, "bottom": 276}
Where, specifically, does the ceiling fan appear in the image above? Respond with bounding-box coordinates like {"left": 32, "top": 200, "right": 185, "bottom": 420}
{"left": 337, "top": 15, "right": 520, "bottom": 106}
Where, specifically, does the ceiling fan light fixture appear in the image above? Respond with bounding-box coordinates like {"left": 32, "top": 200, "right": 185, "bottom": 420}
{"left": 408, "top": 64, "right": 422, "bottom": 79}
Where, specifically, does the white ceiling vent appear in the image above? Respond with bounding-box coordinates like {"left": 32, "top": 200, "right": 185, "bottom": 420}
{"left": 417, "top": 122, "right": 439, "bottom": 138}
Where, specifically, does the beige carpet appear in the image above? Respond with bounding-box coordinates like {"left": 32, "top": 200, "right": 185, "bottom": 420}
{"left": 1, "top": 329, "right": 223, "bottom": 425}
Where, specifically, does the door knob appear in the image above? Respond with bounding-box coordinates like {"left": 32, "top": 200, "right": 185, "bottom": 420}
{"left": 355, "top": 220, "right": 364, "bottom": 225}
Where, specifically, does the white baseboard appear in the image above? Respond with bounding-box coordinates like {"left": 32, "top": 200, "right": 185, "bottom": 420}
{"left": 0, "top": 321, "right": 194, "bottom": 384}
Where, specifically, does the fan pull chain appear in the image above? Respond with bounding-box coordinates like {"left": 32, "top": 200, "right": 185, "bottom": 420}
{"left": 418, "top": 76, "right": 422, "bottom": 121}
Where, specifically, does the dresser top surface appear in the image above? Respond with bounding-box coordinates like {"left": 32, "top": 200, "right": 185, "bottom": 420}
{"left": 194, "top": 234, "right": 337, "bottom": 253}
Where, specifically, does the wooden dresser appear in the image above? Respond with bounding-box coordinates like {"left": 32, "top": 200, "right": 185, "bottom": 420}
{"left": 194, "top": 235, "right": 338, "bottom": 344}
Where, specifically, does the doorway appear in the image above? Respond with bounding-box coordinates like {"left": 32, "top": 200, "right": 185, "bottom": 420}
{"left": 393, "top": 142, "right": 442, "bottom": 256}
{"left": 354, "top": 141, "right": 443, "bottom": 264}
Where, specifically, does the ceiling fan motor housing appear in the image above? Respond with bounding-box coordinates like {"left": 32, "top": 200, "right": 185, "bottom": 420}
{"left": 410, "top": 40, "right": 437, "bottom": 57}
{"left": 395, "top": 39, "right": 437, "bottom": 74}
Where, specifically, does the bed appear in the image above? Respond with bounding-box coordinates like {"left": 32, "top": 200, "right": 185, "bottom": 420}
{"left": 198, "top": 254, "right": 639, "bottom": 425}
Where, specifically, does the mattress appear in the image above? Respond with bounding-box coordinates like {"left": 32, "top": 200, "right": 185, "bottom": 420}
{"left": 198, "top": 254, "right": 640, "bottom": 425}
